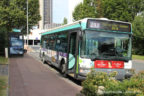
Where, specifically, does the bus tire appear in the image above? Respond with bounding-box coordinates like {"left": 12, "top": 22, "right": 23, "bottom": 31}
{"left": 61, "top": 63, "right": 67, "bottom": 77}
{"left": 39, "top": 50, "right": 42, "bottom": 58}
{"left": 42, "top": 55, "right": 46, "bottom": 64}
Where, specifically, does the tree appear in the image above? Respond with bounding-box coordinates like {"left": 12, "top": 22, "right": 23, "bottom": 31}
{"left": 132, "top": 12, "right": 144, "bottom": 55}
{"left": 73, "top": 0, "right": 100, "bottom": 21}
{"left": 0, "top": 0, "right": 41, "bottom": 33}
{"left": 73, "top": 3, "right": 84, "bottom": 21}
{"left": 62, "top": 17, "right": 68, "bottom": 25}
{"left": 73, "top": 0, "right": 144, "bottom": 22}
{"left": 102, "top": 0, "right": 144, "bottom": 22}
{"left": 0, "top": 0, "right": 40, "bottom": 48}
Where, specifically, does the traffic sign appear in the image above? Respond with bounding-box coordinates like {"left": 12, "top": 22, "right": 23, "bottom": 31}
{"left": 12, "top": 28, "right": 21, "bottom": 32}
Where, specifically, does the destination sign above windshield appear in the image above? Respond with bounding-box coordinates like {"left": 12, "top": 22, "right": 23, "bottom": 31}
{"left": 87, "top": 19, "right": 131, "bottom": 32}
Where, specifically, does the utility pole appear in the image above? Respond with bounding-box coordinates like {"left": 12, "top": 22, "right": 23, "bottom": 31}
{"left": 27, "top": 0, "right": 29, "bottom": 47}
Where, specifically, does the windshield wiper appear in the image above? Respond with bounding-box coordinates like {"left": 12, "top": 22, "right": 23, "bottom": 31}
{"left": 91, "top": 56, "right": 109, "bottom": 61}
{"left": 107, "top": 56, "right": 130, "bottom": 62}
{"left": 90, "top": 56, "right": 130, "bottom": 62}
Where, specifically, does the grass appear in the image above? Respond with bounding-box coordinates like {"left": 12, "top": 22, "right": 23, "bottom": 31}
{"left": 0, "top": 57, "right": 8, "bottom": 64}
{"left": 132, "top": 55, "right": 144, "bottom": 60}
{"left": 0, "top": 76, "right": 8, "bottom": 96}
{"left": 0, "top": 57, "right": 9, "bottom": 96}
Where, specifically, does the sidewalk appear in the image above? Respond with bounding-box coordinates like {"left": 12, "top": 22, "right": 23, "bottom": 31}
{"left": 9, "top": 54, "right": 81, "bottom": 96}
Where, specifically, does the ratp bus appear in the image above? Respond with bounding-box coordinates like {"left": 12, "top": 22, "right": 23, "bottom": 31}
{"left": 40, "top": 18, "right": 132, "bottom": 80}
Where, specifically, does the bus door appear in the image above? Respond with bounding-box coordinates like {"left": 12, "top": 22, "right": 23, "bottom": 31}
{"left": 66, "top": 32, "right": 79, "bottom": 78}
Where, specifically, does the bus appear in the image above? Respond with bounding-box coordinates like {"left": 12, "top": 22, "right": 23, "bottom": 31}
{"left": 40, "top": 18, "right": 132, "bottom": 80}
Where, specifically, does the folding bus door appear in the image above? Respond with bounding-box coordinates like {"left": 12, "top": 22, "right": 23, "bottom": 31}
{"left": 66, "top": 32, "right": 79, "bottom": 78}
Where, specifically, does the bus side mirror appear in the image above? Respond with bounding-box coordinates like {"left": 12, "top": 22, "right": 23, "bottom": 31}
{"left": 79, "top": 30, "right": 83, "bottom": 40}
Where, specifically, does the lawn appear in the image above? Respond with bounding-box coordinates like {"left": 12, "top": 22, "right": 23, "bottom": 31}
{"left": 0, "top": 57, "right": 8, "bottom": 64}
{"left": 0, "top": 76, "right": 8, "bottom": 96}
{"left": 0, "top": 56, "right": 8, "bottom": 96}
{"left": 132, "top": 55, "right": 144, "bottom": 60}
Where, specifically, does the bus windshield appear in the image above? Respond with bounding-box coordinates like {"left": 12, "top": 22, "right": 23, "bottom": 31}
{"left": 81, "top": 30, "right": 131, "bottom": 61}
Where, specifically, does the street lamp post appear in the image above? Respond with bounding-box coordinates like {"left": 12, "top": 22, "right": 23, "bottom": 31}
{"left": 27, "top": 0, "right": 29, "bottom": 47}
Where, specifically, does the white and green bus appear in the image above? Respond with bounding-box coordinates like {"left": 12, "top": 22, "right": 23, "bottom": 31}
{"left": 40, "top": 18, "right": 132, "bottom": 80}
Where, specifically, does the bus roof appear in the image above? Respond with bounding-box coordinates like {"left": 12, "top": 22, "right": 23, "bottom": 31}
{"left": 41, "top": 18, "right": 132, "bottom": 36}
{"left": 41, "top": 18, "right": 87, "bottom": 36}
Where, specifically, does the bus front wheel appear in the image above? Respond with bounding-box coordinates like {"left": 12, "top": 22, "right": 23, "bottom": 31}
{"left": 61, "top": 63, "right": 67, "bottom": 77}
{"left": 42, "top": 55, "right": 46, "bottom": 64}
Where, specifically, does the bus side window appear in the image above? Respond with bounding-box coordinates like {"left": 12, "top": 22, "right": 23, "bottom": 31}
{"left": 58, "top": 33, "right": 68, "bottom": 53}
{"left": 55, "top": 39, "right": 60, "bottom": 51}
{"left": 46, "top": 40, "right": 49, "bottom": 49}
{"left": 48, "top": 35, "right": 56, "bottom": 50}
{"left": 49, "top": 39, "right": 54, "bottom": 50}
{"left": 60, "top": 38, "right": 67, "bottom": 53}
{"left": 69, "top": 34, "right": 76, "bottom": 55}
{"left": 42, "top": 41, "right": 46, "bottom": 49}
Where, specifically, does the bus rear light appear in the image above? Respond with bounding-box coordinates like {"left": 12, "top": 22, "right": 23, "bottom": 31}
{"left": 94, "top": 60, "right": 124, "bottom": 69}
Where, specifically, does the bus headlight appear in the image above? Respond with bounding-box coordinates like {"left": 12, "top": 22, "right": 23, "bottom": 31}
{"left": 79, "top": 68, "right": 90, "bottom": 73}
{"left": 79, "top": 59, "right": 94, "bottom": 68}
{"left": 124, "top": 60, "right": 132, "bottom": 69}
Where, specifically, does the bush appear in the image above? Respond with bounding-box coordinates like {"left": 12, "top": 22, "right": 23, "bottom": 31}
{"left": 80, "top": 69, "right": 144, "bottom": 96}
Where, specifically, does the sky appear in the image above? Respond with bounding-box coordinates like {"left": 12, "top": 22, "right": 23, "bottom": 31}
{"left": 53, "top": 0, "right": 69, "bottom": 24}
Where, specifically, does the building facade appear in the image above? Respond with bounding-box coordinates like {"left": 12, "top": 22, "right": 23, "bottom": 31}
{"left": 39, "top": 0, "right": 53, "bottom": 29}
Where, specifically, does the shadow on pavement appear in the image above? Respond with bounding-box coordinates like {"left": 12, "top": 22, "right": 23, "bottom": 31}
{"left": 44, "top": 63, "right": 82, "bottom": 86}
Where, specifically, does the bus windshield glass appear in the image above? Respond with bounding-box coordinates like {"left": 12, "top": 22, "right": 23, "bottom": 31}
{"left": 81, "top": 30, "right": 131, "bottom": 61}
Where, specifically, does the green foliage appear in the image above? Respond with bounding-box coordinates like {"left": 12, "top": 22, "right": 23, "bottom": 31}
{"left": 132, "top": 12, "right": 144, "bottom": 55}
{"left": 0, "top": 0, "right": 41, "bottom": 33}
{"left": 132, "top": 55, "right": 144, "bottom": 60}
{"left": 133, "top": 15, "right": 144, "bottom": 37}
{"left": 28, "top": 0, "right": 41, "bottom": 27}
{"left": 63, "top": 17, "right": 68, "bottom": 25}
{"left": 102, "top": 0, "right": 130, "bottom": 22}
{"left": 0, "top": 57, "right": 8, "bottom": 64}
{"left": 73, "top": 0, "right": 100, "bottom": 21}
{"left": 0, "top": 76, "right": 8, "bottom": 96}
{"left": 73, "top": 3, "right": 84, "bottom": 21}
{"left": 80, "top": 69, "right": 144, "bottom": 96}
{"left": 73, "top": 0, "right": 144, "bottom": 22}
{"left": 0, "top": 0, "right": 40, "bottom": 48}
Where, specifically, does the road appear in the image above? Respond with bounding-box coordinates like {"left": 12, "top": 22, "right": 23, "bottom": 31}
{"left": 9, "top": 53, "right": 82, "bottom": 96}
{"left": 132, "top": 60, "right": 144, "bottom": 73}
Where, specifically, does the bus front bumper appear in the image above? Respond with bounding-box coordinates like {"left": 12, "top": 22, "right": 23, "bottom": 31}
{"left": 77, "top": 68, "right": 132, "bottom": 80}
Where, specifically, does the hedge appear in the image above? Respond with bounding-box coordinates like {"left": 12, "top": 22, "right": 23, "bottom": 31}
{"left": 79, "top": 69, "right": 144, "bottom": 96}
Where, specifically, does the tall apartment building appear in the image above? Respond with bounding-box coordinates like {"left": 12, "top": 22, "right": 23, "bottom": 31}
{"left": 39, "top": 0, "right": 53, "bottom": 29}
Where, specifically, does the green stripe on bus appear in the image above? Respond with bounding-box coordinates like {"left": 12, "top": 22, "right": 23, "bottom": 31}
{"left": 86, "top": 28, "right": 132, "bottom": 34}
{"left": 81, "top": 22, "right": 87, "bottom": 30}
{"left": 76, "top": 56, "right": 79, "bottom": 74}
{"left": 42, "top": 24, "right": 81, "bottom": 35}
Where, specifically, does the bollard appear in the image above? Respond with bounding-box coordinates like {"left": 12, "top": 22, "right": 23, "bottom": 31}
{"left": 5, "top": 48, "right": 8, "bottom": 58}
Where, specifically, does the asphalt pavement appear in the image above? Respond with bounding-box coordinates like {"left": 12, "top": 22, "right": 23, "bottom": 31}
{"left": 132, "top": 60, "right": 144, "bottom": 73}
{"left": 9, "top": 54, "right": 81, "bottom": 96}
